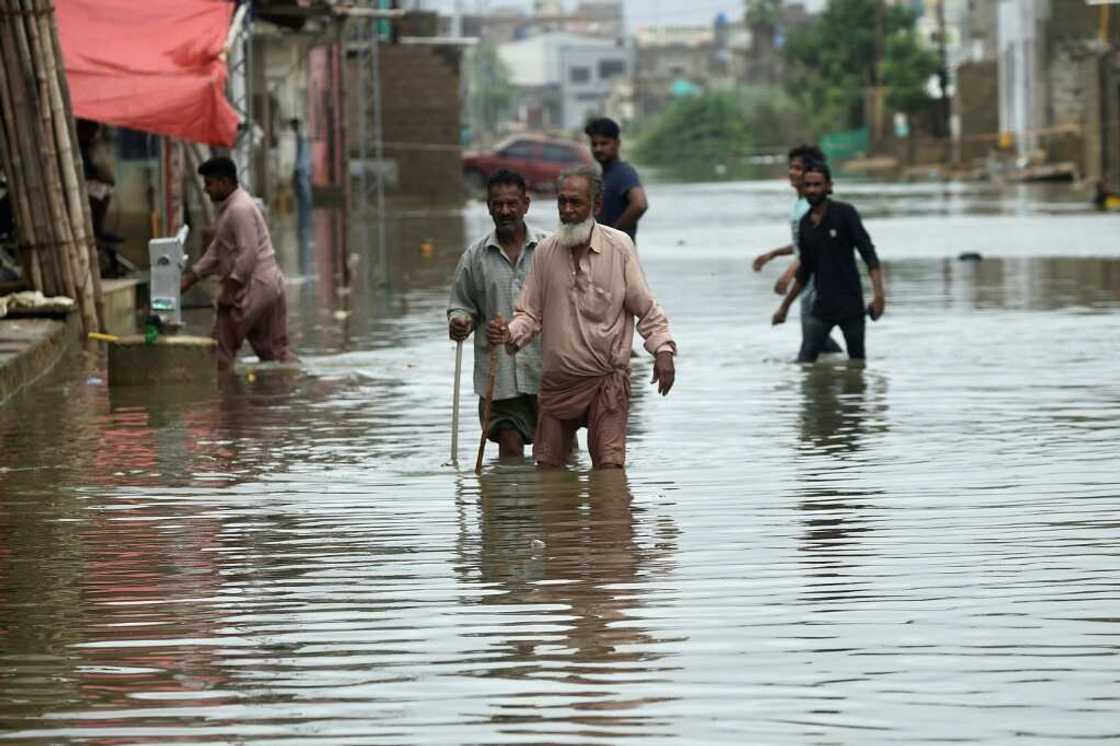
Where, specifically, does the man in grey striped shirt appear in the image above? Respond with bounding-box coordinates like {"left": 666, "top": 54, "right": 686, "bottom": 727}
{"left": 448, "top": 170, "right": 547, "bottom": 461}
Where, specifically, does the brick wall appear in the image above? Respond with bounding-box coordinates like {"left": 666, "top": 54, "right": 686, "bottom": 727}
{"left": 347, "top": 44, "right": 464, "bottom": 206}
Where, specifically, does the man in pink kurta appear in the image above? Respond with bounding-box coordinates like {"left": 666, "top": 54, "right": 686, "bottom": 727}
{"left": 489, "top": 167, "right": 677, "bottom": 469}
{"left": 181, "top": 157, "right": 294, "bottom": 369}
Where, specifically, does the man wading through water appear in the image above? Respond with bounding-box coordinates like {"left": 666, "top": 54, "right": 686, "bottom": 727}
{"left": 488, "top": 167, "right": 676, "bottom": 469}
{"left": 752, "top": 144, "right": 842, "bottom": 355}
{"left": 447, "top": 170, "right": 548, "bottom": 461}
{"left": 181, "top": 156, "right": 296, "bottom": 371}
{"left": 772, "top": 162, "right": 886, "bottom": 362}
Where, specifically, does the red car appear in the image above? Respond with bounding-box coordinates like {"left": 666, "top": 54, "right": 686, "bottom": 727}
{"left": 462, "top": 135, "right": 594, "bottom": 195}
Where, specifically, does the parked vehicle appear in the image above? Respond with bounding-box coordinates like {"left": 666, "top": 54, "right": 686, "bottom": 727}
{"left": 462, "top": 135, "right": 594, "bottom": 196}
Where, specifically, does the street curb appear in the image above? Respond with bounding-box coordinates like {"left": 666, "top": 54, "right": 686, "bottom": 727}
{"left": 0, "top": 313, "right": 79, "bottom": 408}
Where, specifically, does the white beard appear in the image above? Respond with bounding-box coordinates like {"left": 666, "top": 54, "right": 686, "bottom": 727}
{"left": 555, "top": 216, "right": 594, "bottom": 249}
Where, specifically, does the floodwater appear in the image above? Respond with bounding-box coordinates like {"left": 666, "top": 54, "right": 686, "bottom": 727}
{"left": 1, "top": 180, "right": 1119, "bottom": 744}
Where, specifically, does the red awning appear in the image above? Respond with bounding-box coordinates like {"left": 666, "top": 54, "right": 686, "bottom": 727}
{"left": 56, "top": 0, "right": 240, "bottom": 147}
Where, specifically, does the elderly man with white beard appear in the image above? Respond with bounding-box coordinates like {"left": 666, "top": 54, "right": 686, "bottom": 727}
{"left": 487, "top": 167, "right": 677, "bottom": 469}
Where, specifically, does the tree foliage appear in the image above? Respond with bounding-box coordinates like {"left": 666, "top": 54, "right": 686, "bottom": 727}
{"left": 783, "top": 0, "right": 934, "bottom": 136}
{"left": 744, "top": 0, "right": 782, "bottom": 29}
{"left": 882, "top": 29, "right": 939, "bottom": 119}
{"left": 633, "top": 88, "right": 808, "bottom": 178}
{"left": 465, "top": 41, "right": 516, "bottom": 142}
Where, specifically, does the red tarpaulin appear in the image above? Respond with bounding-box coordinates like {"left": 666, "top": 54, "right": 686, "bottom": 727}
{"left": 56, "top": 0, "right": 240, "bottom": 147}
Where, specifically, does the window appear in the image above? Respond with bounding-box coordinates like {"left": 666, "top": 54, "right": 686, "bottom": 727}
{"left": 569, "top": 66, "right": 591, "bottom": 84}
{"left": 539, "top": 143, "right": 581, "bottom": 164}
{"left": 598, "top": 59, "right": 625, "bottom": 79}
{"left": 500, "top": 141, "right": 536, "bottom": 159}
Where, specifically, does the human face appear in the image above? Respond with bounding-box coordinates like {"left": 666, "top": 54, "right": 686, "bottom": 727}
{"left": 203, "top": 175, "right": 235, "bottom": 203}
{"left": 788, "top": 157, "right": 805, "bottom": 191}
{"left": 802, "top": 170, "right": 830, "bottom": 206}
{"left": 557, "top": 176, "right": 599, "bottom": 225}
{"left": 487, "top": 183, "right": 529, "bottom": 235}
{"left": 588, "top": 135, "right": 619, "bottom": 165}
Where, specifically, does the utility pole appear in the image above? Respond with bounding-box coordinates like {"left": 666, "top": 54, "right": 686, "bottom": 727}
{"left": 935, "top": 0, "right": 951, "bottom": 138}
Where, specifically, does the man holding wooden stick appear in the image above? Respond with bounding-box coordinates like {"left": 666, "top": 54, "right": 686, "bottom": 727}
{"left": 488, "top": 167, "right": 677, "bottom": 470}
{"left": 448, "top": 170, "right": 547, "bottom": 462}
{"left": 181, "top": 156, "right": 295, "bottom": 370}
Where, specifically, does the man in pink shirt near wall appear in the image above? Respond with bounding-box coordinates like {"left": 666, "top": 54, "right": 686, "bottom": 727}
{"left": 181, "top": 156, "right": 295, "bottom": 370}
{"left": 488, "top": 167, "right": 677, "bottom": 469}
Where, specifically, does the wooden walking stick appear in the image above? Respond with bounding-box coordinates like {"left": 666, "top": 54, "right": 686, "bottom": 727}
{"left": 475, "top": 314, "right": 502, "bottom": 474}
{"left": 450, "top": 338, "right": 463, "bottom": 464}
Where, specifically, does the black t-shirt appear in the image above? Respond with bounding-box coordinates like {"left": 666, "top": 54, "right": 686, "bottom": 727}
{"left": 795, "top": 200, "right": 880, "bottom": 322}
{"left": 598, "top": 159, "right": 642, "bottom": 241}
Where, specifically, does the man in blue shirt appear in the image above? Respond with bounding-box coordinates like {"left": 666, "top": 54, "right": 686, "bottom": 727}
{"left": 584, "top": 118, "right": 647, "bottom": 243}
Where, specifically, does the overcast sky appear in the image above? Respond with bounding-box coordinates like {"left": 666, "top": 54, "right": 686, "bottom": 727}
{"left": 416, "top": 0, "right": 828, "bottom": 31}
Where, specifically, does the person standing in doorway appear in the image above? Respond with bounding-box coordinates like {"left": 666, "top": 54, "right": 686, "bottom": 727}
{"left": 488, "top": 167, "right": 676, "bottom": 470}
{"left": 181, "top": 156, "right": 296, "bottom": 370}
{"left": 772, "top": 162, "right": 885, "bottom": 362}
{"left": 753, "top": 144, "right": 842, "bottom": 355}
{"left": 290, "top": 118, "right": 313, "bottom": 272}
{"left": 448, "top": 170, "right": 548, "bottom": 461}
{"left": 584, "top": 117, "right": 647, "bottom": 244}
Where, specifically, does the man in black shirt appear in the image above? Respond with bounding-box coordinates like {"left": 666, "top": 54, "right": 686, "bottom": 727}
{"left": 772, "top": 162, "right": 885, "bottom": 362}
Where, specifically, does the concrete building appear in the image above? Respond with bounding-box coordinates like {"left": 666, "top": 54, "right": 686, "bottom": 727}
{"left": 498, "top": 32, "right": 633, "bottom": 131}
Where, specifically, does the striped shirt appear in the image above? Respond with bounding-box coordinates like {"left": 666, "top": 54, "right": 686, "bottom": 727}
{"left": 448, "top": 226, "right": 547, "bottom": 400}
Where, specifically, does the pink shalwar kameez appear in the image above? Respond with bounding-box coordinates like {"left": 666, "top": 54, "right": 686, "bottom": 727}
{"left": 191, "top": 187, "right": 293, "bottom": 366}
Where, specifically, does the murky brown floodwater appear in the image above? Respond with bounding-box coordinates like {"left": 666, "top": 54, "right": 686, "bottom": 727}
{"left": 2, "top": 180, "right": 1119, "bottom": 744}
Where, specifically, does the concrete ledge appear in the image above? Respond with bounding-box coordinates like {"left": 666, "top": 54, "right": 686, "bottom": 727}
{"left": 0, "top": 313, "right": 79, "bottom": 407}
{"left": 107, "top": 334, "right": 217, "bottom": 387}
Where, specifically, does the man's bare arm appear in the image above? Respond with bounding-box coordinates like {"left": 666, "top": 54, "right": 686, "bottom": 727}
{"left": 868, "top": 267, "right": 886, "bottom": 318}
{"left": 753, "top": 244, "right": 794, "bottom": 271}
{"left": 613, "top": 186, "right": 648, "bottom": 234}
{"left": 772, "top": 277, "right": 804, "bottom": 325}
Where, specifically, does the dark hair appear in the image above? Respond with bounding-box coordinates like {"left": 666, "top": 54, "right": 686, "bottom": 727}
{"left": 584, "top": 117, "right": 620, "bottom": 140}
{"left": 486, "top": 169, "right": 527, "bottom": 197}
{"left": 803, "top": 160, "right": 832, "bottom": 181}
{"left": 788, "top": 143, "right": 825, "bottom": 165}
{"left": 198, "top": 155, "right": 238, "bottom": 184}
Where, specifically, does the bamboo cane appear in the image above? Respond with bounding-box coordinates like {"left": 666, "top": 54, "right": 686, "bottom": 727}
{"left": 10, "top": 0, "right": 68, "bottom": 297}
{"left": 21, "top": 0, "right": 82, "bottom": 323}
{"left": 0, "top": 11, "right": 42, "bottom": 290}
{"left": 0, "top": 2, "right": 51, "bottom": 291}
{"left": 475, "top": 315, "right": 502, "bottom": 475}
{"left": 36, "top": 0, "right": 100, "bottom": 330}
{"left": 450, "top": 339, "right": 463, "bottom": 464}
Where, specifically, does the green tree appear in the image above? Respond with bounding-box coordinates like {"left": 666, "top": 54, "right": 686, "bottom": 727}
{"left": 465, "top": 41, "right": 516, "bottom": 142}
{"left": 783, "top": 0, "right": 922, "bottom": 136}
{"left": 882, "top": 29, "right": 939, "bottom": 125}
{"left": 633, "top": 88, "right": 808, "bottom": 179}
{"left": 744, "top": 0, "right": 782, "bottom": 28}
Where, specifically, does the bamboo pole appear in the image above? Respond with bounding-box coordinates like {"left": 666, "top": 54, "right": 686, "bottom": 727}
{"left": 0, "top": 8, "right": 43, "bottom": 290}
{"left": 20, "top": 0, "right": 79, "bottom": 309}
{"left": 35, "top": 0, "right": 100, "bottom": 330}
{"left": 0, "top": 0, "right": 54, "bottom": 291}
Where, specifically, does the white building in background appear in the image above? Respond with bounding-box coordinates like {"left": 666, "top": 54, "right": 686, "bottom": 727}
{"left": 498, "top": 32, "right": 633, "bottom": 131}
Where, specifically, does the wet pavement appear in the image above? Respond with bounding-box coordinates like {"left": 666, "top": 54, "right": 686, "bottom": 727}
{"left": 1, "top": 180, "right": 1119, "bottom": 743}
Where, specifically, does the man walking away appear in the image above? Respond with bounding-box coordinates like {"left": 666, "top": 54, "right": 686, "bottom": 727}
{"left": 753, "top": 144, "right": 841, "bottom": 355}
{"left": 585, "top": 117, "right": 647, "bottom": 244}
{"left": 181, "top": 156, "right": 296, "bottom": 370}
{"left": 772, "top": 162, "right": 886, "bottom": 363}
{"left": 488, "top": 166, "right": 677, "bottom": 470}
{"left": 448, "top": 170, "right": 548, "bottom": 461}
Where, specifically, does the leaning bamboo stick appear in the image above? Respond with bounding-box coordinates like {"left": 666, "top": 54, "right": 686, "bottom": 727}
{"left": 0, "top": 8, "right": 43, "bottom": 290}
{"left": 20, "top": 0, "right": 79, "bottom": 309}
{"left": 46, "top": 0, "right": 103, "bottom": 327}
{"left": 35, "top": 0, "right": 99, "bottom": 331}
{"left": 0, "top": 1, "right": 55, "bottom": 291}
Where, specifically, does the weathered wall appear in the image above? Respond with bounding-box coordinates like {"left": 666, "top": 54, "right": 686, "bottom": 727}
{"left": 347, "top": 44, "right": 464, "bottom": 207}
{"left": 955, "top": 60, "right": 999, "bottom": 163}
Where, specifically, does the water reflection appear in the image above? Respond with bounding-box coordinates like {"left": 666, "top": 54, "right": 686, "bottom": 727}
{"left": 456, "top": 469, "right": 680, "bottom": 731}
{"left": 796, "top": 364, "right": 886, "bottom": 599}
